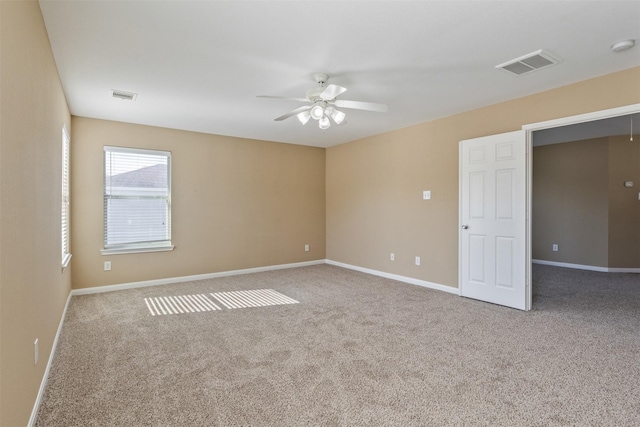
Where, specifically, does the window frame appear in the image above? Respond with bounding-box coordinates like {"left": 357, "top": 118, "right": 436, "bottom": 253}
{"left": 101, "top": 145, "right": 174, "bottom": 256}
{"left": 61, "top": 125, "right": 72, "bottom": 268}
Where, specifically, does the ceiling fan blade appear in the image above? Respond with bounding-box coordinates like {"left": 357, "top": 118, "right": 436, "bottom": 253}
{"left": 274, "top": 106, "right": 312, "bottom": 121}
{"left": 257, "top": 95, "right": 309, "bottom": 103}
{"left": 319, "top": 84, "right": 347, "bottom": 101}
{"left": 334, "top": 99, "right": 388, "bottom": 113}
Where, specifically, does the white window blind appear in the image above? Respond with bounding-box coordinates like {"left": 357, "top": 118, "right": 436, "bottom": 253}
{"left": 61, "top": 126, "right": 71, "bottom": 267}
{"left": 103, "top": 146, "right": 172, "bottom": 253}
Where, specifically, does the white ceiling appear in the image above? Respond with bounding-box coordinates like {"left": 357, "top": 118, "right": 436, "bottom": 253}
{"left": 39, "top": 1, "right": 640, "bottom": 148}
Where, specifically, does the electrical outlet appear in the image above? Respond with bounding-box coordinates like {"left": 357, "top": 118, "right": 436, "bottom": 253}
{"left": 34, "top": 339, "right": 39, "bottom": 365}
{"left": 104, "top": 261, "right": 111, "bottom": 271}
{"left": 390, "top": 253, "right": 395, "bottom": 261}
{"left": 423, "top": 190, "right": 431, "bottom": 200}
{"left": 552, "top": 244, "right": 558, "bottom": 252}
{"left": 415, "top": 256, "right": 421, "bottom": 266}
{"left": 304, "top": 244, "right": 310, "bottom": 252}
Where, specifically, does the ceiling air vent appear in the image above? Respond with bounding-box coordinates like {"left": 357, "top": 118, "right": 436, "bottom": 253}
{"left": 111, "top": 89, "right": 137, "bottom": 101}
{"left": 496, "top": 50, "right": 560, "bottom": 76}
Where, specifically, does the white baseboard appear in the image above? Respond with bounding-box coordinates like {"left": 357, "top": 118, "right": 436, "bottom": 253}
{"left": 71, "top": 259, "right": 461, "bottom": 297}
{"left": 606, "top": 267, "right": 640, "bottom": 273}
{"left": 326, "top": 259, "right": 459, "bottom": 295}
{"left": 71, "top": 259, "right": 327, "bottom": 295}
{"left": 532, "top": 259, "right": 640, "bottom": 273}
{"left": 29, "top": 291, "right": 73, "bottom": 427}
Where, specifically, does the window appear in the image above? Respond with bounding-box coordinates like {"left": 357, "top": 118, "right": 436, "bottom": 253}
{"left": 102, "top": 146, "right": 173, "bottom": 255}
{"left": 61, "top": 126, "right": 72, "bottom": 267}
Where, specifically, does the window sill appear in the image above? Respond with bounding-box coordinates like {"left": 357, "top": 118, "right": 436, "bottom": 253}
{"left": 62, "top": 253, "right": 72, "bottom": 269}
{"left": 101, "top": 244, "right": 174, "bottom": 256}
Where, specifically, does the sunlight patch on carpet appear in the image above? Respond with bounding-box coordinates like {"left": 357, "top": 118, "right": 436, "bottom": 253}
{"left": 210, "top": 289, "right": 299, "bottom": 309}
{"left": 144, "top": 294, "right": 221, "bottom": 316}
{"left": 144, "top": 289, "right": 298, "bottom": 315}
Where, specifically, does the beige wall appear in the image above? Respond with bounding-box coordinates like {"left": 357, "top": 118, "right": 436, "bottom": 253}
{"left": 608, "top": 135, "right": 640, "bottom": 268}
{"left": 327, "top": 67, "right": 640, "bottom": 288}
{"left": 71, "top": 118, "right": 326, "bottom": 289}
{"left": 0, "top": 1, "right": 72, "bottom": 425}
{"left": 532, "top": 138, "right": 610, "bottom": 267}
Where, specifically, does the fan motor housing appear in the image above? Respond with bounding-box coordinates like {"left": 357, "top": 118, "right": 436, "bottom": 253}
{"left": 306, "top": 87, "right": 326, "bottom": 101}
{"left": 306, "top": 73, "right": 330, "bottom": 100}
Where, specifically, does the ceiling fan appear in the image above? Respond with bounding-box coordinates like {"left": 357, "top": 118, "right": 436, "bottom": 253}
{"left": 257, "top": 73, "right": 388, "bottom": 130}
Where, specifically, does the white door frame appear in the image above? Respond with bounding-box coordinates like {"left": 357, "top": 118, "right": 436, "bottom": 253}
{"left": 522, "top": 103, "right": 640, "bottom": 310}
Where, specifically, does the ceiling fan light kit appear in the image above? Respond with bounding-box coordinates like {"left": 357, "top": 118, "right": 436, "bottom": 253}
{"left": 258, "top": 73, "right": 388, "bottom": 130}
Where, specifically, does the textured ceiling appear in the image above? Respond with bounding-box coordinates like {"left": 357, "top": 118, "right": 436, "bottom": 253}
{"left": 39, "top": 0, "right": 640, "bottom": 147}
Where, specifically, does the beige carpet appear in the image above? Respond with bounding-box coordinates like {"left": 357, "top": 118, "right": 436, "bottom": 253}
{"left": 35, "top": 264, "right": 640, "bottom": 426}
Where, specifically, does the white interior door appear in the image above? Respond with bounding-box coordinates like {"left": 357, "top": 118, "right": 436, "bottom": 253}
{"left": 459, "top": 130, "right": 527, "bottom": 310}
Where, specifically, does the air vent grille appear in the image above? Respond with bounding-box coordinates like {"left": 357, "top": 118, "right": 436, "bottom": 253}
{"left": 496, "top": 50, "right": 560, "bottom": 76}
{"left": 111, "top": 89, "right": 137, "bottom": 101}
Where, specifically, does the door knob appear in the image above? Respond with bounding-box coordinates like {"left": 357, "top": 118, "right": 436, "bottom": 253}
{"left": 461, "top": 225, "right": 469, "bottom": 230}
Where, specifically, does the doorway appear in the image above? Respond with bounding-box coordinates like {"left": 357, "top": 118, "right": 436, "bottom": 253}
{"left": 524, "top": 104, "right": 640, "bottom": 309}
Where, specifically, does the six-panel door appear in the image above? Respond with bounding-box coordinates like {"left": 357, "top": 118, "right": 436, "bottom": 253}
{"left": 460, "top": 131, "right": 527, "bottom": 310}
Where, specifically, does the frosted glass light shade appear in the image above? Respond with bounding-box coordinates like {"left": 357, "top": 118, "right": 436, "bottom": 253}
{"left": 297, "top": 110, "right": 311, "bottom": 125}
{"left": 319, "top": 116, "right": 330, "bottom": 130}
{"left": 310, "top": 104, "right": 324, "bottom": 120}
{"left": 331, "top": 109, "right": 346, "bottom": 125}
